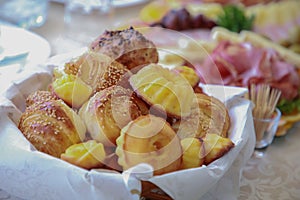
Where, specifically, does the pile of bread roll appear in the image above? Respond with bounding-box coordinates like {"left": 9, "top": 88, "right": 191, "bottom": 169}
{"left": 18, "top": 27, "right": 234, "bottom": 175}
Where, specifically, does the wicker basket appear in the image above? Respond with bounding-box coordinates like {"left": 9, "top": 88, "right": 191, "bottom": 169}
{"left": 141, "top": 181, "right": 172, "bottom": 200}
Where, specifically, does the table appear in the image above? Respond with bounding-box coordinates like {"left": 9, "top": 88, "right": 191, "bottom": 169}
{"left": 1, "top": 1, "right": 300, "bottom": 200}
{"left": 239, "top": 124, "right": 300, "bottom": 200}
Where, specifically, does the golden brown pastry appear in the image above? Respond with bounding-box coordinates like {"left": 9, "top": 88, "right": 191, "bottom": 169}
{"left": 129, "top": 63, "right": 195, "bottom": 119}
{"left": 61, "top": 140, "right": 106, "bottom": 170}
{"left": 89, "top": 27, "right": 159, "bottom": 70}
{"left": 116, "top": 114, "right": 182, "bottom": 175}
{"left": 18, "top": 97, "right": 86, "bottom": 158}
{"left": 180, "top": 137, "right": 205, "bottom": 169}
{"left": 202, "top": 133, "right": 234, "bottom": 165}
{"left": 196, "top": 93, "right": 230, "bottom": 137}
{"left": 172, "top": 65, "right": 204, "bottom": 93}
{"left": 50, "top": 74, "right": 93, "bottom": 108}
{"left": 173, "top": 93, "right": 230, "bottom": 139}
{"left": 79, "top": 86, "right": 148, "bottom": 147}
{"left": 172, "top": 66, "right": 200, "bottom": 88}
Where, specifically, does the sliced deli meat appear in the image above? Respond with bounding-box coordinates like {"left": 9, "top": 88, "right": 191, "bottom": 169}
{"left": 197, "top": 41, "right": 300, "bottom": 100}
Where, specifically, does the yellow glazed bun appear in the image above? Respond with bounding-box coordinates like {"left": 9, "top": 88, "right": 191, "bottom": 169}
{"left": 180, "top": 134, "right": 234, "bottom": 169}
{"left": 180, "top": 138, "right": 205, "bottom": 169}
{"left": 203, "top": 134, "right": 234, "bottom": 165}
{"left": 61, "top": 140, "right": 106, "bottom": 170}
{"left": 172, "top": 66, "right": 200, "bottom": 88}
{"left": 129, "top": 63, "right": 195, "bottom": 119}
{"left": 51, "top": 74, "right": 93, "bottom": 108}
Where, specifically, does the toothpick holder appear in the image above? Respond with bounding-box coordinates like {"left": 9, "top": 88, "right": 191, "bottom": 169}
{"left": 253, "top": 108, "right": 281, "bottom": 149}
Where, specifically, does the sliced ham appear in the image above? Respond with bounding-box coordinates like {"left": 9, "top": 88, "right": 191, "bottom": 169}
{"left": 197, "top": 41, "right": 300, "bottom": 100}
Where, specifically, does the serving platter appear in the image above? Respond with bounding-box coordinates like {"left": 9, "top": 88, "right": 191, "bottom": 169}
{"left": 0, "top": 25, "right": 51, "bottom": 67}
{"left": 51, "top": 0, "right": 149, "bottom": 8}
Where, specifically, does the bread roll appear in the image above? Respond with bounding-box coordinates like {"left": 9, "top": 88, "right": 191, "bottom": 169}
{"left": 79, "top": 86, "right": 148, "bottom": 147}
{"left": 19, "top": 95, "right": 86, "bottom": 158}
{"left": 116, "top": 114, "right": 182, "bottom": 175}
{"left": 89, "top": 27, "right": 159, "bottom": 70}
{"left": 173, "top": 93, "right": 230, "bottom": 139}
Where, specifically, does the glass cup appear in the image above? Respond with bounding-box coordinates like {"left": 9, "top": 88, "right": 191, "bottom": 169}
{"left": 0, "top": 0, "right": 49, "bottom": 29}
{"left": 63, "top": 0, "right": 115, "bottom": 49}
{"left": 253, "top": 108, "right": 281, "bottom": 149}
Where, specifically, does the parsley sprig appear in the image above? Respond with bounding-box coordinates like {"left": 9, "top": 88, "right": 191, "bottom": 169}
{"left": 277, "top": 98, "right": 300, "bottom": 115}
{"left": 216, "top": 5, "right": 255, "bottom": 33}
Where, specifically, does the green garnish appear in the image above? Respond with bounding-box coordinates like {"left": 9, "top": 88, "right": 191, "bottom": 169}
{"left": 277, "top": 98, "right": 300, "bottom": 115}
{"left": 216, "top": 5, "right": 255, "bottom": 33}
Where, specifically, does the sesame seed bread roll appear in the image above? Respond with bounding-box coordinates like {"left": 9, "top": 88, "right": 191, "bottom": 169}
{"left": 172, "top": 93, "right": 230, "bottom": 139}
{"left": 89, "top": 27, "right": 159, "bottom": 70}
{"left": 61, "top": 51, "right": 131, "bottom": 94}
{"left": 195, "top": 93, "right": 230, "bottom": 138}
{"left": 18, "top": 97, "right": 86, "bottom": 158}
{"left": 79, "top": 86, "right": 149, "bottom": 147}
{"left": 50, "top": 51, "right": 131, "bottom": 108}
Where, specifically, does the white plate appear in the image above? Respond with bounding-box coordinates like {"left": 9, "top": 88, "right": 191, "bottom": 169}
{"left": 113, "top": 0, "right": 149, "bottom": 8}
{"left": 0, "top": 25, "right": 51, "bottom": 93}
{"left": 0, "top": 25, "right": 51, "bottom": 66}
{"left": 51, "top": 0, "right": 149, "bottom": 8}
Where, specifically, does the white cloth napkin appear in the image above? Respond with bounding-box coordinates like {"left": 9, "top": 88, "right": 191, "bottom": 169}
{"left": 0, "top": 63, "right": 255, "bottom": 200}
